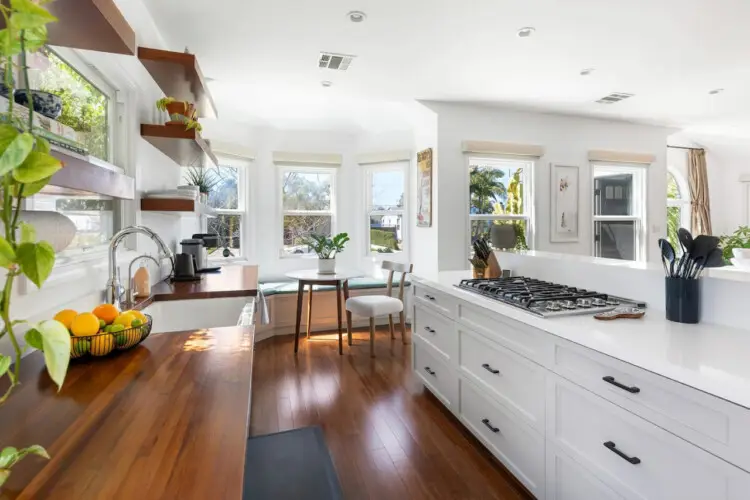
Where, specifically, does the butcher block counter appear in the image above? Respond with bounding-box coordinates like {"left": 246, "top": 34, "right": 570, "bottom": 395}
{"left": 0, "top": 325, "right": 255, "bottom": 499}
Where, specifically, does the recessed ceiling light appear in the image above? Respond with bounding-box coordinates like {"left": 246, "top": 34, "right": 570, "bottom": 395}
{"left": 347, "top": 11, "right": 367, "bottom": 23}
{"left": 580, "top": 68, "right": 595, "bottom": 76}
{"left": 321, "top": 80, "right": 333, "bottom": 87}
{"left": 708, "top": 88, "right": 724, "bottom": 95}
{"left": 517, "top": 27, "right": 535, "bottom": 38}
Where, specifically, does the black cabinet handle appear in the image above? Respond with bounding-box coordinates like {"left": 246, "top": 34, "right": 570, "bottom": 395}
{"left": 423, "top": 326, "right": 436, "bottom": 333}
{"left": 424, "top": 366, "right": 436, "bottom": 376}
{"left": 481, "top": 418, "right": 500, "bottom": 433}
{"left": 602, "top": 376, "right": 640, "bottom": 394}
{"left": 603, "top": 441, "right": 641, "bottom": 465}
{"left": 424, "top": 294, "right": 435, "bottom": 301}
{"left": 482, "top": 363, "right": 500, "bottom": 375}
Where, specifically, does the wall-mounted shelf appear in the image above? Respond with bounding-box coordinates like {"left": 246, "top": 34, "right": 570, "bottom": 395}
{"left": 48, "top": 148, "right": 135, "bottom": 199}
{"left": 141, "top": 124, "right": 218, "bottom": 167}
{"left": 46, "top": 0, "right": 135, "bottom": 54}
{"left": 141, "top": 198, "right": 216, "bottom": 217}
{"left": 138, "top": 47, "right": 217, "bottom": 119}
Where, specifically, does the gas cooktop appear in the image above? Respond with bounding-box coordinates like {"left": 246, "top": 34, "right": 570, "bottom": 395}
{"left": 455, "top": 277, "right": 646, "bottom": 317}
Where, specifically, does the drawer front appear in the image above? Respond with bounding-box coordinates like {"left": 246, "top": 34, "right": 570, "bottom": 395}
{"left": 413, "top": 339, "right": 458, "bottom": 410}
{"left": 457, "top": 300, "right": 553, "bottom": 366}
{"left": 546, "top": 443, "right": 624, "bottom": 500}
{"left": 459, "top": 328, "right": 545, "bottom": 430}
{"left": 549, "top": 375, "right": 750, "bottom": 500}
{"left": 414, "top": 304, "right": 457, "bottom": 362}
{"left": 553, "top": 340, "right": 750, "bottom": 472}
{"left": 413, "top": 283, "right": 456, "bottom": 318}
{"left": 460, "top": 379, "right": 545, "bottom": 498}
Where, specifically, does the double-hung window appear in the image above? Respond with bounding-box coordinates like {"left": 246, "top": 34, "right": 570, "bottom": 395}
{"left": 365, "top": 162, "right": 407, "bottom": 256}
{"left": 468, "top": 157, "right": 532, "bottom": 252}
{"left": 592, "top": 163, "right": 646, "bottom": 261}
{"left": 280, "top": 167, "right": 336, "bottom": 256}
{"left": 667, "top": 168, "right": 690, "bottom": 253}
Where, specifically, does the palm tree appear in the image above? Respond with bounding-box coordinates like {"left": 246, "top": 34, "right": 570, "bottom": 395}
{"left": 470, "top": 167, "right": 506, "bottom": 214}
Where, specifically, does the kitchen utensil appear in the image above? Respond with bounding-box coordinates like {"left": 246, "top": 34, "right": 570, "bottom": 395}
{"left": 665, "top": 277, "right": 700, "bottom": 324}
{"left": 594, "top": 307, "right": 646, "bottom": 321}
{"left": 680, "top": 235, "right": 720, "bottom": 279}
{"left": 686, "top": 256, "right": 704, "bottom": 280}
{"left": 658, "top": 238, "right": 676, "bottom": 277}
{"left": 173, "top": 252, "right": 197, "bottom": 280}
{"left": 692, "top": 248, "right": 725, "bottom": 279}
{"left": 678, "top": 228, "right": 694, "bottom": 255}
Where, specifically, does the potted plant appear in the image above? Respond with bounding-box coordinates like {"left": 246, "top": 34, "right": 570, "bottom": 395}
{"left": 155, "top": 97, "right": 195, "bottom": 126}
{"left": 303, "top": 233, "right": 350, "bottom": 274}
{"left": 719, "top": 226, "right": 750, "bottom": 264}
{"left": 0, "top": 2, "right": 75, "bottom": 487}
{"left": 185, "top": 166, "right": 219, "bottom": 203}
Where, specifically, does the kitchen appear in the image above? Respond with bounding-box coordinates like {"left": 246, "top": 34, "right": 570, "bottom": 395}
{"left": 1, "top": 1, "right": 750, "bottom": 500}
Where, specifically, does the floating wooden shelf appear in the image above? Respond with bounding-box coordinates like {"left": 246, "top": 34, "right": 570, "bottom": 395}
{"left": 46, "top": 0, "right": 135, "bottom": 54}
{"left": 141, "top": 198, "right": 216, "bottom": 217}
{"left": 48, "top": 148, "right": 135, "bottom": 199}
{"left": 140, "top": 124, "right": 218, "bottom": 167}
{"left": 138, "top": 47, "right": 218, "bottom": 119}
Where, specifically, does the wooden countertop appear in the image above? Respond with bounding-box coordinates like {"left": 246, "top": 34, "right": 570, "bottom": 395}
{"left": 133, "top": 264, "right": 258, "bottom": 309}
{"left": 0, "top": 326, "right": 255, "bottom": 499}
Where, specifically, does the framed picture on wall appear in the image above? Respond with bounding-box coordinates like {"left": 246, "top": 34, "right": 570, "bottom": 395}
{"left": 550, "top": 163, "right": 579, "bottom": 242}
{"left": 417, "top": 148, "right": 433, "bottom": 227}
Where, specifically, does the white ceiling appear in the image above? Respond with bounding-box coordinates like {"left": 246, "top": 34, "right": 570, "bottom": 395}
{"left": 145, "top": 0, "right": 750, "bottom": 134}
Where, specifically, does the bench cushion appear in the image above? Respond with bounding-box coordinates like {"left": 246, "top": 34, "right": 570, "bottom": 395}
{"left": 259, "top": 273, "right": 411, "bottom": 297}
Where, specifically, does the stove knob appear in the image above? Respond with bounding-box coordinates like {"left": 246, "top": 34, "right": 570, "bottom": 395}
{"left": 576, "top": 298, "right": 592, "bottom": 308}
{"left": 606, "top": 298, "right": 620, "bottom": 306}
{"left": 592, "top": 298, "right": 607, "bottom": 307}
{"left": 546, "top": 301, "right": 561, "bottom": 311}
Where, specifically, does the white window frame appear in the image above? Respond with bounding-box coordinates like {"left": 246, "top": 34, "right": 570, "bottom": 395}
{"left": 278, "top": 165, "right": 337, "bottom": 258}
{"left": 364, "top": 161, "right": 408, "bottom": 260}
{"left": 591, "top": 162, "right": 647, "bottom": 261}
{"left": 667, "top": 166, "right": 691, "bottom": 234}
{"left": 465, "top": 155, "right": 534, "bottom": 262}
{"left": 204, "top": 154, "right": 249, "bottom": 264}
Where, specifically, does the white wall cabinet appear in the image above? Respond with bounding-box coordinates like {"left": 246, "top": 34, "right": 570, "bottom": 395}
{"left": 412, "top": 283, "right": 750, "bottom": 500}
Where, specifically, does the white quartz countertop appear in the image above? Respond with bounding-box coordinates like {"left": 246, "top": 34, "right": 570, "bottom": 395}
{"left": 414, "top": 270, "right": 750, "bottom": 410}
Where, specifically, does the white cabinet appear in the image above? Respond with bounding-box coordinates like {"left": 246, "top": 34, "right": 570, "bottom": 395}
{"left": 413, "top": 339, "right": 458, "bottom": 410}
{"left": 413, "top": 304, "right": 458, "bottom": 362}
{"left": 413, "top": 283, "right": 457, "bottom": 318}
{"left": 546, "top": 442, "right": 625, "bottom": 500}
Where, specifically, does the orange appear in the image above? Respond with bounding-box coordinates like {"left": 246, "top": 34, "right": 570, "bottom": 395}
{"left": 90, "top": 334, "right": 114, "bottom": 356}
{"left": 113, "top": 313, "right": 136, "bottom": 328}
{"left": 92, "top": 304, "right": 119, "bottom": 325}
{"left": 123, "top": 310, "right": 147, "bottom": 325}
{"left": 70, "top": 312, "right": 100, "bottom": 337}
{"left": 53, "top": 309, "right": 78, "bottom": 330}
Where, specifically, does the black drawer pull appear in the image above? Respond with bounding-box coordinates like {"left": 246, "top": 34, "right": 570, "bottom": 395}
{"left": 424, "top": 366, "right": 436, "bottom": 376}
{"left": 602, "top": 376, "right": 640, "bottom": 394}
{"left": 481, "top": 418, "right": 500, "bottom": 433}
{"left": 424, "top": 294, "right": 435, "bottom": 301}
{"left": 423, "top": 326, "right": 436, "bottom": 334}
{"left": 603, "top": 441, "right": 641, "bottom": 465}
{"left": 482, "top": 363, "right": 500, "bottom": 375}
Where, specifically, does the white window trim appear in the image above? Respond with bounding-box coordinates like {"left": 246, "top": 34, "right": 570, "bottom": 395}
{"left": 591, "top": 162, "right": 647, "bottom": 261}
{"left": 205, "top": 159, "right": 248, "bottom": 263}
{"left": 667, "top": 166, "right": 691, "bottom": 231}
{"left": 277, "top": 165, "right": 337, "bottom": 259}
{"left": 465, "top": 155, "right": 535, "bottom": 263}
{"left": 364, "top": 161, "right": 408, "bottom": 260}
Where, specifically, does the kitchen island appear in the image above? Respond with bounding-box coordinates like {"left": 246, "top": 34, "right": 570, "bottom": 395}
{"left": 0, "top": 325, "right": 254, "bottom": 499}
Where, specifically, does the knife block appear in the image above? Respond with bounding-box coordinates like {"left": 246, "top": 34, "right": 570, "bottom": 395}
{"left": 486, "top": 252, "right": 502, "bottom": 278}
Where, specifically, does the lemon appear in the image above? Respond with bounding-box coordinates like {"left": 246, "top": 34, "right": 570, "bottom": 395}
{"left": 53, "top": 309, "right": 78, "bottom": 330}
{"left": 123, "top": 310, "right": 147, "bottom": 325}
{"left": 90, "top": 334, "right": 114, "bottom": 356}
{"left": 113, "top": 313, "right": 136, "bottom": 328}
{"left": 70, "top": 313, "right": 100, "bottom": 337}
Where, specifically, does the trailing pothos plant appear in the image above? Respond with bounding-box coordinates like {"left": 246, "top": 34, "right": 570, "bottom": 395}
{"left": 0, "top": 0, "right": 73, "bottom": 487}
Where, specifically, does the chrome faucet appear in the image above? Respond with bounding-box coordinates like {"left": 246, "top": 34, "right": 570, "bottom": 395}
{"left": 107, "top": 226, "right": 175, "bottom": 309}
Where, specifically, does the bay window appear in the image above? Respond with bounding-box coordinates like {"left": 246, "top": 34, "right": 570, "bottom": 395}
{"left": 365, "top": 163, "right": 406, "bottom": 256}
{"left": 280, "top": 167, "right": 336, "bottom": 256}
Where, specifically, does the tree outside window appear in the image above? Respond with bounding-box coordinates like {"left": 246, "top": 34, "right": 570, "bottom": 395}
{"left": 281, "top": 169, "right": 334, "bottom": 255}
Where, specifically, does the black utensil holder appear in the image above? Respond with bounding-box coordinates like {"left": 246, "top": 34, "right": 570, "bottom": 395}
{"left": 665, "top": 278, "right": 700, "bottom": 324}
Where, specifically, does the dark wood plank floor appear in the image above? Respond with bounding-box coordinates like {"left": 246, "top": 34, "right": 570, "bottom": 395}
{"left": 250, "top": 327, "right": 532, "bottom": 500}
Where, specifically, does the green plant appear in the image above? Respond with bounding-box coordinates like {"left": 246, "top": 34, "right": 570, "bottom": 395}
{"left": 184, "top": 117, "right": 202, "bottom": 133}
{"left": 303, "top": 232, "right": 350, "bottom": 259}
{"left": 185, "top": 166, "right": 220, "bottom": 194}
{"left": 0, "top": 1, "right": 73, "bottom": 487}
{"left": 719, "top": 226, "right": 750, "bottom": 263}
{"left": 155, "top": 96, "right": 179, "bottom": 112}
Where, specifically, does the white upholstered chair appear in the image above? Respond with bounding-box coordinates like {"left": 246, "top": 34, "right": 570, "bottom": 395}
{"left": 345, "top": 261, "right": 413, "bottom": 357}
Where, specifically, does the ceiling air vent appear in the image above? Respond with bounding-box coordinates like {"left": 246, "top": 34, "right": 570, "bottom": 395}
{"left": 318, "top": 52, "right": 355, "bottom": 71}
{"left": 596, "top": 92, "right": 634, "bottom": 104}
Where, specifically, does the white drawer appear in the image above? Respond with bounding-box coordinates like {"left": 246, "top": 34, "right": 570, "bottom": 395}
{"left": 457, "top": 300, "right": 553, "bottom": 366}
{"left": 553, "top": 339, "right": 750, "bottom": 472}
{"left": 414, "top": 304, "right": 457, "bottom": 362}
{"left": 413, "top": 339, "right": 458, "bottom": 410}
{"left": 459, "top": 327, "right": 545, "bottom": 430}
{"left": 413, "top": 283, "right": 456, "bottom": 318}
{"left": 460, "top": 379, "right": 545, "bottom": 499}
{"left": 548, "top": 374, "right": 750, "bottom": 500}
{"left": 546, "top": 442, "right": 624, "bottom": 500}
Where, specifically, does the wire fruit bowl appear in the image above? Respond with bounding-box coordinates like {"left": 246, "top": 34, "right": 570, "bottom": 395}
{"left": 70, "top": 314, "right": 153, "bottom": 359}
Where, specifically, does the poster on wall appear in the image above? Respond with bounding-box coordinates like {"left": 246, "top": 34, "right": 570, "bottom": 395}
{"left": 550, "top": 163, "right": 579, "bottom": 242}
{"left": 417, "top": 148, "right": 433, "bottom": 227}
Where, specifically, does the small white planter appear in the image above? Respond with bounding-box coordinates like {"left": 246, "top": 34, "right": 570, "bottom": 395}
{"left": 318, "top": 258, "right": 336, "bottom": 274}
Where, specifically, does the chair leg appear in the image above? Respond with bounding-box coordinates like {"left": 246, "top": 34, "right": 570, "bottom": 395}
{"left": 343, "top": 281, "right": 352, "bottom": 346}
{"left": 293, "top": 281, "right": 304, "bottom": 354}
{"left": 369, "top": 317, "right": 375, "bottom": 358}
{"left": 306, "top": 284, "right": 314, "bottom": 339}
{"left": 388, "top": 315, "right": 395, "bottom": 339}
{"left": 336, "top": 281, "right": 343, "bottom": 355}
{"left": 399, "top": 311, "right": 407, "bottom": 345}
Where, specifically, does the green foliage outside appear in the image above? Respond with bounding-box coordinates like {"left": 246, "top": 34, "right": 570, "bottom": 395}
{"left": 470, "top": 166, "right": 527, "bottom": 250}
{"left": 667, "top": 174, "right": 681, "bottom": 252}
{"left": 370, "top": 228, "right": 399, "bottom": 251}
{"left": 282, "top": 172, "right": 332, "bottom": 250}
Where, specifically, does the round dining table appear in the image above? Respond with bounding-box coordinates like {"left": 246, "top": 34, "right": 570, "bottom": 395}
{"left": 285, "top": 269, "right": 362, "bottom": 355}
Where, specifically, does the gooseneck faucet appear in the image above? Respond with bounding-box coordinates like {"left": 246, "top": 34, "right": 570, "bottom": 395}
{"left": 107, "top": 226, "right": 175, "bottom": 309}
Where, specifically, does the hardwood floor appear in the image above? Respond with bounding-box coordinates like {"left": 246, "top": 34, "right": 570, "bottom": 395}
{"left": 250, "top": 327, "right": 533, "bottom": 500}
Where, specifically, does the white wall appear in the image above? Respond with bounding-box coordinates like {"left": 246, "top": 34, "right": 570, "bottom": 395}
{"left": 423, "top": 101, "right": 674, "bottom": 271}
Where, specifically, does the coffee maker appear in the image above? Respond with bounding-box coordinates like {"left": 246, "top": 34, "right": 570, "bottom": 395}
{"left": 180, "top": 238, "right": 207, "bottom": 272}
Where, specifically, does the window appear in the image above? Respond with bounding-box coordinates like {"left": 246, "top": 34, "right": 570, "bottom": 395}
{"left": 366, "top": 163, "right": 406, "bottom": 255}
{"left": 280, "top": 168, "right": 335, "bottom": 256}
{"left": 468, "top": 157, "right": 531, "bottom": 253}
{"left": 592, "top": 164, "right": 646, "bottom": 261}
{"left": 667, "top": 168, "right": 690, "bottom": 253}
